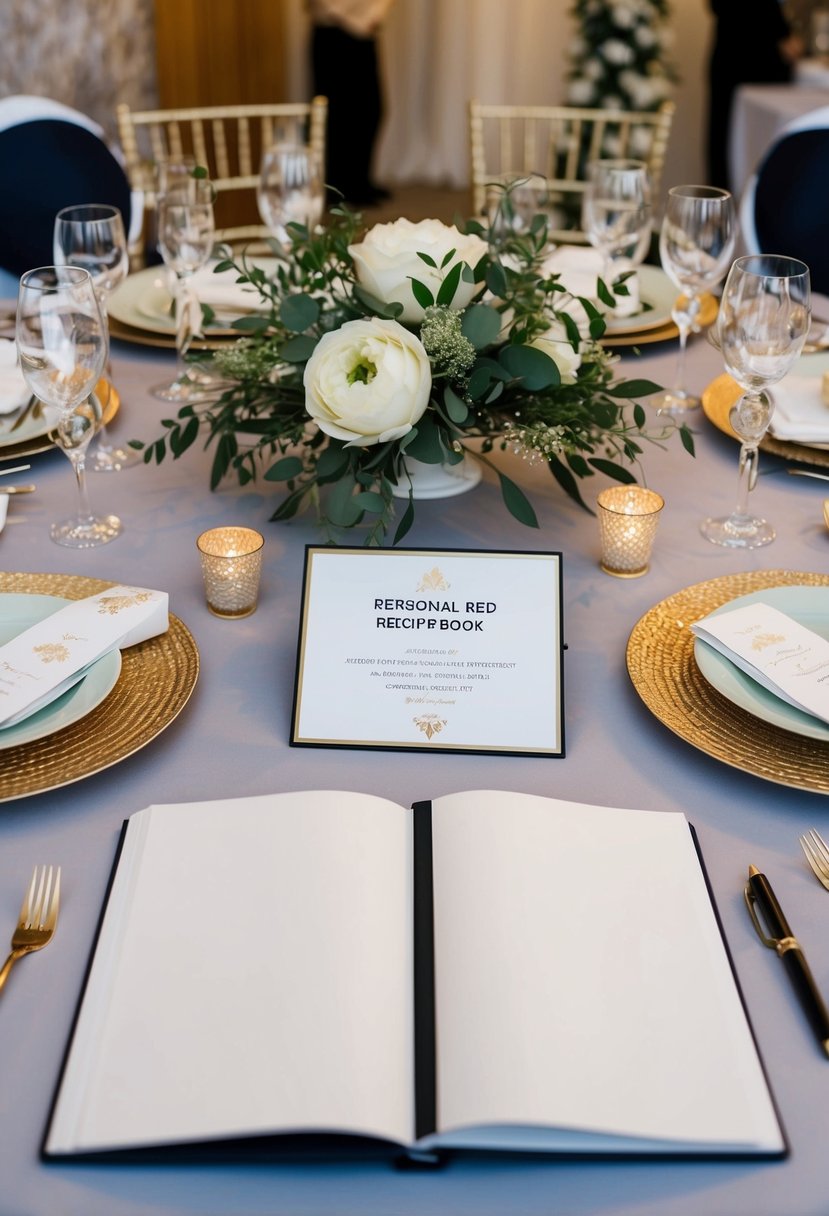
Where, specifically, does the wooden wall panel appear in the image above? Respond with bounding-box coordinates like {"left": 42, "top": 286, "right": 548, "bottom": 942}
{"left": 153, "top": 0, "right": 286, "bottom": 108}
{"left": 152, "top": 0, "right": 288, "bottom": 225}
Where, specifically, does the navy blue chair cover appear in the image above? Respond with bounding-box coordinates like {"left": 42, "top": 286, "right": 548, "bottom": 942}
{"left": 751, "top": 128, "right": 829, "bottom": 295}
{"left": 0, "top": 119, "right": 132, "bottom": 277}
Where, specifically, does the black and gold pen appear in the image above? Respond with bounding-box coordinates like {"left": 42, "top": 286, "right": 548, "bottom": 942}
{"left": 745, "top": 864, "right": 829, "bottom": 1059}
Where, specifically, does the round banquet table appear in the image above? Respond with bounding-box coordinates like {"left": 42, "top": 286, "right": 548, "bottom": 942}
{"left": 2, "top": 309, "right": 829, "bottom": 1216}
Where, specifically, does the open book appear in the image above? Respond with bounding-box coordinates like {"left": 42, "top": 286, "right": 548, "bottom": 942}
{"left": 44, "top": 790, "right": 785, "bottom": 1161}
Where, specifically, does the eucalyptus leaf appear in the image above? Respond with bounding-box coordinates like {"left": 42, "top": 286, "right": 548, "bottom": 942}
{"left": 280, "top": 293, "right": 320, "bottom": 333}
{"left": 279, "top": 335, "right": 318, "bottom": 363}
{"left": 606, "top": 379, "right": 661, "bottom": 398}
{"left": 326, "top": 474, "right": 363, "bottom": 527}
{"left": 461, "top": 303, "right": 502, "bottom": 349}
{"left": 498, "top": 472, "right": 539, "bottom": 528}
{"left": 498, "top": 344, "right": 561, "bottom": 390}
{"left": 264, "top": 455, "right": 304, "bottom": 482}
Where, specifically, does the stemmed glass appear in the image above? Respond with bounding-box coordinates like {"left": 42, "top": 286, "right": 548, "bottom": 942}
{"left": 257, "top": 143, "right": 324, "bottom": 247}
{"left": 151, "top": 178, "right": 216, "bottom": 402}
{"left": 53, "top": 203, "right": 139, "bottom": 471}
{"left": 657, "top": 185, "right": 737, "bottom": 415}
{"left": 701, "top": 254, "right": 810, "bottom": 549}
{"left": 16, "top": 266, "right": 122, "bottom": 547}
{"left": 581, "top": 159, "right": 652, "bottom": 287}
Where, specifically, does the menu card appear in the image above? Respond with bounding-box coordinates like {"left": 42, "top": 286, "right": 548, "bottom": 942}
{"left": 0, "top": 585, "right": 168, "bottom": 728}
{"left": 291, "top": 547, "right": 564, "bottom": 756}
{"left": 692, "top": 601, "right": 829, "bottom": 724}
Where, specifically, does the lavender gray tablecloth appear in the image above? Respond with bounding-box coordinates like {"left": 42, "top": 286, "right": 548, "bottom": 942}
{"left": 2, "top": 321, "right": 829, "bottom": 1216}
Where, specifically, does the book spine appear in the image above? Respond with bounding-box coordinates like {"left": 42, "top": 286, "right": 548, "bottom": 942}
{"left": 412, "top": 799, "right": 436, "bottom": 1140}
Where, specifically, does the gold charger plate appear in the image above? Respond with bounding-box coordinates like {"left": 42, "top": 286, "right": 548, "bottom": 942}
{"left": 0, "top": 380, "right": 121, "bottom": 463}
{"left": 603, "top": 293, "right": 718, "bottom": 348}
{"left": 626, "top": 569, "right": 829, "bottom": 793}
{"left": 701, "top": 374, "right": 829, "bottom": 468}
{"left": 0, "top": 572, "right": 199, "bottom": 802}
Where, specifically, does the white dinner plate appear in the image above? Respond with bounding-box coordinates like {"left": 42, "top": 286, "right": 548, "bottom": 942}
{"left": 0, "top": 594, "right": 121, "bottom": 750}
{"left": 694, "top": 585, "right": 829, "bottom": 742}
{"left": 109, "top": 260, "right": 276, "bottom": 338}
{"left": 0, "top": 401, "right": 59, "bottom": 450}
{"left": 603, "top": 265, "right": 678, "bottom": 335}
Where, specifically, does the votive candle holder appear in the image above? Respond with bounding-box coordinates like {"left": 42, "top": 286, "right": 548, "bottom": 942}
{"left": 597, "top": 486, "right": 664, "bottom": 578}
{"left": 197, "top": 526, "right": 264, "bottom": 617}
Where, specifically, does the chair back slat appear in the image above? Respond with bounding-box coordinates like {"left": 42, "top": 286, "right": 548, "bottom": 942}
{"left": 116, "top": 98, "right": 328, "bottom": 264}
{"left": 468, "top": 99, "right": 675, "bottom": 243}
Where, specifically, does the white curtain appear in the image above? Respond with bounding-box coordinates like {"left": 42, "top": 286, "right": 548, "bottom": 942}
{"left": 284, "top": 0, "right": 574, "bottom": 187}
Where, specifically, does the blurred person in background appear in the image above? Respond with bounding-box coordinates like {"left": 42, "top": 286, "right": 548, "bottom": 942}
{"left": 308, "top": 0, "right": 395, "bottom": 206}
{"left": 706, "top": 0, "right": 804, "bottom": 189}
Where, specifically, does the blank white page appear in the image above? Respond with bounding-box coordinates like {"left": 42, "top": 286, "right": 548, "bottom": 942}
{"left": 429, "top": 790, "right": 782, "bottom": 1153}
{"left": 48, "top": 790, "right": 414, "bottom": 1153}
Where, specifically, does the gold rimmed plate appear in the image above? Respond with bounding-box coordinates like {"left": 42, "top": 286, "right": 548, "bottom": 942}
{"left": 626, "top": 569, "right": 829, "bottom": 793}
{"left": 0, "top": 381, "right": 121, "bottom": 462}
{"left": 603, "top": 292, "right": 718, "bottom": 348}
{"left": 0, "top": 572, "right": 199, "bottom": 802}
{"left": 702, "top": 354, "right": 829, "bottom": 468}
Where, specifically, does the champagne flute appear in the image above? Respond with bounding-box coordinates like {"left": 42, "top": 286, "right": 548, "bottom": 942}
{"left": 657, "top": 185, "right": 737, "bottom": 415}
{"left": 701, "top": 254, "right": 810, "bottom": 549}
{"left": 16, "top": 266, "right": 122, "bottom": 547}
{"left": 151, "top": 179, "right": 216, "bottom": 402}
{"left": 581, "top": 159, "right": 652, "bottom": 288}
{"left": 53, "top": 203, "right": 138, "bottom": 471}
{"left": 257, "top": 143, "right": 324, "bottom": 247}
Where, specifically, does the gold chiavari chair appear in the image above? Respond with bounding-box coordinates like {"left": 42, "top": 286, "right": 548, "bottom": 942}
{"left": 116, "top": 97, "right": 327, "bottom": 262}
{"left": 469, "top": 99, "right": 675, "bottom": 242}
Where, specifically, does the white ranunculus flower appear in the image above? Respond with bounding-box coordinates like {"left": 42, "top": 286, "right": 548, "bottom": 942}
{"left": 530, "top": 328, "right": 583, "bottom": 383}
{"left": 348, "top": 218, "right": 487, "bottom": 324}
{"left": 303, "top": 318, "right": 431, "bottom": 448}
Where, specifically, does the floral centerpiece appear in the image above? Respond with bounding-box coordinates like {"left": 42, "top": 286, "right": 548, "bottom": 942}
{"left": 139, "top": 202, "right": 692, "bottom": 545}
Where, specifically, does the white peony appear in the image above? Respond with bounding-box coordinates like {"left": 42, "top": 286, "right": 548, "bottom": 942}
{"left": 601, "top": 38, "right": 635, "bottom": 65}
{"left": 303, "top": 318, "right": 431, "bottom": 448}
{"left": 348, "top": 218, "right": 487, "bottom": 324}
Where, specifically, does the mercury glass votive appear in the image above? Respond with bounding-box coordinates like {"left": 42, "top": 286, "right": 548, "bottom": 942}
{"left": 197, "top": 526, "right": 264, "bottom": 617}
{"left": 597, "top": 486, "right": 664, "bottom": 578}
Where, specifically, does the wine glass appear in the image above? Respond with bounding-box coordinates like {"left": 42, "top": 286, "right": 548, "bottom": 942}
{"left": 701, "top": 254, "right": 810, "bottom": 549}
{"left": 257, "top": 143, "right": 324, "bottom": 246}
{"left": 16, "top": 266, "right": 122, "bottom": 547}
{"left": 657, "top": 185, "right": 737, "bottom": 415}
{"left": 53, "top": 203, "right": 138, "bottom": 471}
{"left": 581, "top": 159, "right": 652, "bottom": 287}
{"left": 151, "top": 178, "right": 216, "bottom": 402}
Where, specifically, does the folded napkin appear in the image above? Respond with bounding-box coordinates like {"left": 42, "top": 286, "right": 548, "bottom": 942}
{"left": 0, "top": 339, "right": 30, "bottom": 415}
{"left": 692, "top": 601, "right": 829, "bottom": 725}
{"left": 540, "top": 245, "right": 641, "bottom": 318}
{"left": 0, "top": 584, "right": 168, "bottom": 729}
{"left": 768, "top": 375, "right": 829, "bottom": 442}
{"left": 188, "top": 264, "right": 266, "bottom": 319}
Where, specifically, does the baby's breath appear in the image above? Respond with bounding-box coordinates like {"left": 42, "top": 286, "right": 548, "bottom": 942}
{"left": 420, "top": 306, "right": 476, "bottom": 379}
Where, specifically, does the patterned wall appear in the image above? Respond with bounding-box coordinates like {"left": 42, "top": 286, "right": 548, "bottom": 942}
{"left": 0, "top": 0, "right": 159, "bottom": 143}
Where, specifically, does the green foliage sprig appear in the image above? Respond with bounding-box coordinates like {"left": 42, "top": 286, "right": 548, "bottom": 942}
{"left": 135, "top": 199, "right": 693, "bottom": 546}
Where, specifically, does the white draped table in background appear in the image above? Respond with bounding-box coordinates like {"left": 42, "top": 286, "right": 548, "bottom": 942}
{"left": 2, "top": 315, "right": 829, "bottom": 1216}
{"left": 729, "top": 82, "right": 829, "bottom": 202}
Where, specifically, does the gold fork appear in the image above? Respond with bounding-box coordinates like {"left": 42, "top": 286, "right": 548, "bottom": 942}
{"left": 800, "top": 830, "right": 829, "bottom": 893}
{"left": 0, "top": 865, "right": 61, "bottom": 994}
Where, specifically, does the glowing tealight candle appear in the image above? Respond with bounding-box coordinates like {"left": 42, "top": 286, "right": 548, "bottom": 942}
{"left": 596, "top": 486, "right": 664, "bottom": 578}
{"left": 197, "top": 526, "right": 264, "bottom": 617}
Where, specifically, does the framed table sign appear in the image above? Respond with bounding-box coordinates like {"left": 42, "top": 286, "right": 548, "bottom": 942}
{"left": 291, "top": 547, "right": 564, "bottom": 756}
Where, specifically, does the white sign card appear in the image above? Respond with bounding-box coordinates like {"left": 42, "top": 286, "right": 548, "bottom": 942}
{"left": 291, "top": 547, "right": 564, "bottom": 756}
